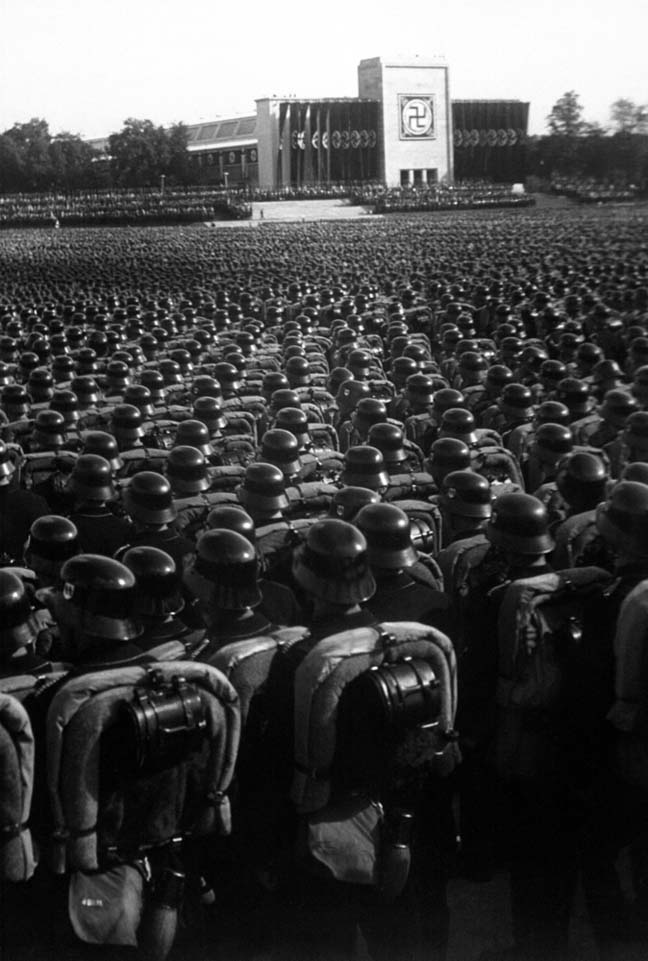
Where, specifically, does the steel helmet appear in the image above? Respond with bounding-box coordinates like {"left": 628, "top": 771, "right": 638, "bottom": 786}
{"left": 260, "top": 428, "right": 302, "bottom": 479}
{"left": 355, "top": 503, "right": 417, "bottom": 570}
{"left": 486, "top": 492, "right": 554, "bottom": 555}
{"left": 166, "top": 446, "right": 210, "bottom": 496}
{"left": 440, "top": 470, "right": 492, "bottom": 519}
{"left": 60, "top": 554, "right": 141, "bottom": 641}
{"left": 237, "top": 462, "right": 289, "bottom": 514}
{"left": 123, "top": 470, "right": 177, "bottom": 525}
{"left": 194, "top": 529, "right": 261, "bottom": 610}
{"left": 292, "top": 518, "right": 376, "bottom": 604}
{"left": 0, "top": 570, "right": 37, "bottom": 655}
{"left": 328, "top": 486, "right": 381, "bottom": 522}
{"left": 206, "top": 505, "right": 255, "bottom": 543}
{"left": 340, "top": 446, "right": 390, "bottom": 492}
{"left": 367, "top": 422, "right": 408, "bottom": 469}
{"left": 596, "top": 481, "right": 648, "bottom": 558}
{"left": 556, "top": 452, "right": 608, "bottom": 510}
{"left": 122, "top": 546, "right": 184, "bottom": 617}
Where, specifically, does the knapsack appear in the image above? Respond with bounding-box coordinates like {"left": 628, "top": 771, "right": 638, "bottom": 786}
{"left": 255, "top": 518, "right": 316, "bottom": 580}
{"left": 470, "top": 444, "right": 525, "bottom": 494}
{"left": 0, "top": 691, "right": 36, "bottom": 882}
{"left": 389, "top": 498, "right": 443, "bottom": 556}
{"left": 291, "top": 622, "right": 459, "bottom": 815}
{"left": 608, "top": 580, "right": 648, "bottom": 789}
{"left": 45, "top": 661, "right": 240, "bottom": 873}
{"left": 495, "top": 566, "right": 613, "bottom": 781}
{"left": 288, "top": 622, "right": 458, "bottom": 894}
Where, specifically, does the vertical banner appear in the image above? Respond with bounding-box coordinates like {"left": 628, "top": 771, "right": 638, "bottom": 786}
{"left": 316, "top": 104, "right": 322, "bottom": 183}
{"left": 304, "top": 103, "right": 312, "bottom": 184}
{"left": 326, "top": 104, "right": 332, "bottom": 183}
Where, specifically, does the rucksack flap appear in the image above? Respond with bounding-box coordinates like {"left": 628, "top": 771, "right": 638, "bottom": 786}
{"left": 46, "top": 662, "right": 240, "bottom": 872}
{"left": 291, "top": 623, "right": 458, "bottom": 814}
{"left": 0, "top": 692, "right": 35, "bottom": 882}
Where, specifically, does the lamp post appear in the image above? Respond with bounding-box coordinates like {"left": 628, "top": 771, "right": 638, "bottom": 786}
{"left": 160, "top": 174, "right": 165, "bottom": 195}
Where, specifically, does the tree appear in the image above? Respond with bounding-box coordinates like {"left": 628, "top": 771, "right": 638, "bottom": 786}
{"left": 546, "top": 91, "right": 585, "bottom": 138}
{"left": 49, "top": 133, "right": 97, "bottom": 189}
{"left": 166, "top": 123, "right": 191, "bottom": 184}
{"left": 610, "top": 99, "right": 648, "bottom": 135}
{"left": 108, "top": 118, "right": 170, "bottom": 187}
{"left": 3, "top": 118, "right": 53, "bottom": 189}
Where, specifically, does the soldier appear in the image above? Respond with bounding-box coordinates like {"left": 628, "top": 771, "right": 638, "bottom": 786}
{"left": 66, "top": 453, "right": 132, "bottom": 557}
{"left": 0, "top": 569, "right": 63, "bottom": 677}
{"left": 166, "top": 445, "right": 210, "bottom": 499}
{"left": 356, "top": 502, "right": 449, "bottom": 626}
{"left": 205, "top": 503, "right": 303, "bottom": 626}
{"left": 258, "top": 428, "right": 303, "bottom": 483}
{"left": 458, "top": 493, "right": 555, "bottom": 887}
{"left": 24, "top": 514, "right": 80, "bottom": 590}
{"left": 0, "top": 440, "right": 50, "bottom": 564}
{"left": 186, "top": 529, "right": 273, "bottom": 645}
{"left": 237, "top": 462, "right": 290, "bottom": 526}
{"left": 339, "top": 445, "right": 390, "bottom": 494}
{"left": 550, "top": 452, "right": 610, "bottom": 568}
{"left": 48, "top": 554, "right": 146, "bottom": 669}
{"left": 121, "top": 546, "right": 205, "bottom": 655}
{"left": 119, "top": 470, "right": 194, "bottom": 572}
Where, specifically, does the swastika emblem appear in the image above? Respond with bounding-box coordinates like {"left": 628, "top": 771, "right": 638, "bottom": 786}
{"left": 399, "top": 95, "right": 435, "bottom": 140}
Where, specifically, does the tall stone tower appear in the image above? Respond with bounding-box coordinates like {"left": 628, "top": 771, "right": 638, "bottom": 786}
{"left": 358, "top": 55, "right": 453, "bottom": 186}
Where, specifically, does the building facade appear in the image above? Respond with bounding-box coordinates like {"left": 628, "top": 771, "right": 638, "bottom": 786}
{"left": 88, "top": 55, "right": 529, "bottom": 189}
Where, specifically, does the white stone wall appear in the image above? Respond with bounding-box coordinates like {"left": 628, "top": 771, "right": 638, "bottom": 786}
{"left": 358, "top": 57, "right": 453, "bottom": 186}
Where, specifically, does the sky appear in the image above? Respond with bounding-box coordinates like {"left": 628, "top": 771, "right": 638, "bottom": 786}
{"left": 1, "top": 0, "right": 646, "bottom": 140}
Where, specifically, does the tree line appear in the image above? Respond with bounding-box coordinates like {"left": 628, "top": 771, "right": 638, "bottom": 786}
{"left": 0, "top": 118, "right": 191, "bottom": 193}
{"left": 529, "top": 93, "right": 648, "bottom": 186}
{"left": 1, "top": 95, "right": 647, "bottom": 194}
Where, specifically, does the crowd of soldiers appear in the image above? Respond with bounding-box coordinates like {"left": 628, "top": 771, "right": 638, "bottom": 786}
{"left": 549, "top": 176, "right": 640, "bottom": 204}
{"left": 1, "top": 207, "right": 648, "bottom": 961}
{"left": 0, "top": 187, "right": 250, "bottom": 228}
{"left": 351, "top": 183, "right": 534, "bottom": 214}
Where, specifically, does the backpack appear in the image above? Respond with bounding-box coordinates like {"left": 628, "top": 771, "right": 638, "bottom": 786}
{"left": 470, "top": 445, "right": 525, "bottom": 494}
{"left": 20, "top": 449, "right": 78, "bottom": 490}
{"left": 389, "top": 498, "right": 443, "bottom": 556}
{"left": 255, "top": 518, "right": 317, "bottom": 579}
{"left": 215, "top": 435, "right": 258, "bottom": 467}
{"left": 308, "top": 422, "right": 340, "bottom": 452}
{"left": 404, "top": 411, "right": 435, "bottom": 448}
{"left": 608, "top": 580, "right": 648, "bottom": 789}
{"left": 0, "top": 691, "right": 36, "bottom": 881}
{"left": 291, "top": 622, "right": 459, "bottom": 814}
{"left": 289, "top": 623, "right": 459, "bottom": 894}
{"left": 45, "top": 661, "right": 240, "bottom": 873}
{"left": 495, "top": 567, "right": 613, "bottom": 781}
